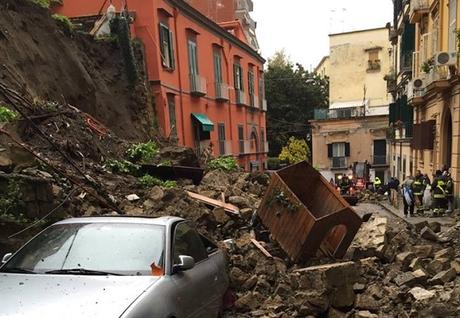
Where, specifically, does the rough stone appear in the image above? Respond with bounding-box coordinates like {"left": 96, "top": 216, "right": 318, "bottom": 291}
{"left": 234, "top": 291, "right": 263, "bottom": 311}
{"left": 450, "top": 258, "right": 460, "bottom": 274}
{"left": 408, "top": 287, "right": 436, "bottom": 301}
{"left": 426, "top": 259, "right": 450, "bottom": 275}
{"left": 148, "top": 186, "right": 164, "bottom": 201}
{"left": 413, "top": 245, "right": 434, "bottom": 258}
{"left": 212, "top": 207, "right": 230, "bottom": 224}
{"left": 242, "top": 275, "right": 258, "bottom": 290}
{"left": 429, "top": 268, "right": 457, "bottom": 285}
{"left": 296, "top": 262, "right": 358, "bottom": 308}
{"left": 228, "top": 196, "right": 251, "bottom": 208}
{"left": 414, "top": 221, "right": 429, "bottom": 232}
{"left": 230, "top": 267, "right": 249, "bottom": 286}
{"left": 352, "top": 217, "right": 387, "bottom": 259}
{"left": 126, "top": 194, "right": 140, "bottom": 201}
{"left": 434, "top": 248, "right": 454, "bottom": 260}
{"left": 428, "top": 221, "right": 442, "bottom": 233}
{"left": 353, "top": 283, "right": 366, "bottom": 293}
{"left": 328, "top": 308, "right": 349, "bottom": 318}
{"left": 394, "top": 271, "right": 426, "bottom": 287}
{"left": 355, "top": 311, "right": 378, "bottom": 318}
{"left": 396, "top": 251, "right": 416, "bottom": 269}
{"left": 354, "top": 293, "right": 380, "bottom": 311}
{"left": 420, "top": 226, "right": 439, "bottom": 242}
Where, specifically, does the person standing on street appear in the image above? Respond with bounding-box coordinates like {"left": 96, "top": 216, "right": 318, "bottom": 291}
{"left": 431, "top": 170, "right": 447, "bottom": 214}
{"left": 402, "top": 176, "right": 415, "bottom": 217}
{"left": 444, "top": 170, "right": 454, "bottom": 214}
{"left": 412, "top": 170, "right": 425, "bottom": 214}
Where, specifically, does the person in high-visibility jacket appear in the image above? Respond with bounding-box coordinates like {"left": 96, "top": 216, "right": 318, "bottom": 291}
{"left": 412, "top": 170, "right": 425, "bottom": 213}
{"left": 444, "top": 171, "right": 454, "bottom": 213}
{"left": 374, "top": 177, "right": 382, "bottom": 193}
{"left": 431, "top": 170, "right": 447, "bottom": 212}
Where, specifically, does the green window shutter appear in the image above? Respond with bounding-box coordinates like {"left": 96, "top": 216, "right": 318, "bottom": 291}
{"left": 214, "top": 53, "right": 222, "bottom": 83}
{"left": 168, "top": 31, "right": 175, "bottom": 69}
{"left": 239, "top": 66, "right": 244, "bottom": 91}
{"left": 159, "top": 24, "right": 166, "bottom": 66}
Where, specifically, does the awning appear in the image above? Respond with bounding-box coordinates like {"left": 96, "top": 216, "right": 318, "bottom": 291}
{"left": 192, "top": 113, "right": 214, "bottom": 132}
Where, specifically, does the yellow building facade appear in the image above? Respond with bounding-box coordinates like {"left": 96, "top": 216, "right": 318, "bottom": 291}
{"left": 390, "top": 0, "right": 460, "bottom": 202}
{"left": 312, "top": 28, "right": 392, "bottom": 183}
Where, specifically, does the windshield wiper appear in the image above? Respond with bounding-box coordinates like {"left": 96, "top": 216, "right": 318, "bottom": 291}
{"left": 45, "top": 268, "right": 122, "bottom": 276}
{"left": 1, "top": 267, "right": 37, "bottom": 274}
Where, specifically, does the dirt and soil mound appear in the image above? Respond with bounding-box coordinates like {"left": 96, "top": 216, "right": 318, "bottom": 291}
{"left": 0, "top": 0, "right": 153, "bottom": 141}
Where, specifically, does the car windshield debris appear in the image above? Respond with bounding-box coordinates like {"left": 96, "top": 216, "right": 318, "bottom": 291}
{"left": 0, "top": 223, "right": 165, "bottom": 276}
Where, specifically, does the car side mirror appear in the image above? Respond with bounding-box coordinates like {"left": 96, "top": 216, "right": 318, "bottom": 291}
{"left": 174, "top": 255, "right": 195, "bottom": 273}
{"left": 1, "top": 253, "right": 12, "bottom": 265}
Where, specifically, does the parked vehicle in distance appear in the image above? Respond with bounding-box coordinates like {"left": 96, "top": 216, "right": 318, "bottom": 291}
{"left": 0, "top": 216, "right": 229, "bottom": 318}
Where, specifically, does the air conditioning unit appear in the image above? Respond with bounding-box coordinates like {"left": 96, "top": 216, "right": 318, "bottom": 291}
{"left": 413, "top": 77, "right": 425, "bottom": 89}
{"left": 407, "top": 77, "right": 425, "bottom": 99}
{"left": 435, "top": 51, "right": 457, "bottom": 66}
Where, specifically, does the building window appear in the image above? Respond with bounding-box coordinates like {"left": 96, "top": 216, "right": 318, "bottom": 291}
{"left": 258, "top": 71, "right": 265, "bottom": 107}
{"left": 367, "top": 49, "right": 381, "bottom": 71}
{"left": 448, "top": 0, "right": 457, "bottom": 52}
{"left": 373, "top": 140, "right": 386, "bottom": 165}
{"left": 218, "top": 123, "right": 226, "bottom": 155}
{"left": 328, "top": 142, "right": 350, "bottom": 169}
{"left": 248, "top": 69, "right": 255, "bottom": 107}
{"left": 159, "top": 23, "right": 175, "bottom": 69}
{"left": 214, "top": 50, "right": 223, "bottom": 84}
{"left": 167, "top": 94, "right": 176, "bottom": 136}
{"left": 238, "top": 125, "right": 244, "bottom": 154}
{"left": 188, "top": 39, "right": 198, "bottom": 75}
{"left": 260, "top": 129, "right": 265, "bottom": 152}
{"left": 233, "top": 62, "right": 243, "bottom": 91}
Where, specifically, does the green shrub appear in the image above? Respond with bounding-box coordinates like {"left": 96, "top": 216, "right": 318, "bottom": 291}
{"left": 208, "top": 156, "right": 238, "bottom": 172}
{"left": 52, "top": 14, "right": 73, "bottom": 33}
{"left": 139, "top": 175, "right": 177, "bottom": 189}
{"left": 105, "top": 159, "right": 140, "bottom": 175}
{"left": 29, "top": 0, "right": 50, "bottom": 8}
{"left": 0, "top": 106, "right": 18, "bottom": 123}
{"left": 0, "top": 179, "right": 26, "bottom": 219}
{"left": 267, "top": 157, "right": 281, "bottom": 170}
{"left": 278, "top": 137, "right": 310, "bottom": 165}
{"left": 126, "top": 141, "right": 159, "bottom": 163}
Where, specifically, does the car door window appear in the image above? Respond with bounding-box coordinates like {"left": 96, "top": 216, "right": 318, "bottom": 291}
{"left": 173, "top": 223, "right": 208, "bottom": 264}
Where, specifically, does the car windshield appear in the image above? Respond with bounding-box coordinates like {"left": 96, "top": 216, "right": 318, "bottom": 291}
{"left": 0, "top": 222, "right": 165, "bottom": 276}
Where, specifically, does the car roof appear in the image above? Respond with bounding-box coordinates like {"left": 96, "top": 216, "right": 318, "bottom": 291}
{"left": 54, "top": 216, "right": 185, "bottom": 227}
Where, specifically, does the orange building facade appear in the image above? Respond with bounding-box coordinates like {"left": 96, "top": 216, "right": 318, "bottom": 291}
{"left": 54, "top": 0, "right": 268, "bottom": 171}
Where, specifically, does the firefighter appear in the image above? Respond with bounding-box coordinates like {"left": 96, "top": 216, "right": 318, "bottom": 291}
{"left": 445, "top": 170, "right": 454, "bottom": 214}
{"left": 374, "top": 177, "right": 382, "bottom": 193}
{"left": 412, "top": 170, "right": 425, "bottom": 213}
{"left": 340, "top": 174, "right": 350, "bottom": 194}
{"left": 431, "top": 170, "right": 447, "bottom": 213}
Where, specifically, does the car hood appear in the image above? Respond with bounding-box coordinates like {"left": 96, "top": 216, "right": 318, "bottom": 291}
{"left": 0, "top": 273, "right": 160, "bottom": 318}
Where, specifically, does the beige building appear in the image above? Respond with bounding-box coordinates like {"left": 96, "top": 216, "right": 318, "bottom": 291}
{"left": 311, "top": 27, "right": 392, "bottom": 183}
{"left": 388, "top": 0, "right": 460, "bottom": 203}
{"left": 315, "top": 56, "right": 330, "bottom": 78}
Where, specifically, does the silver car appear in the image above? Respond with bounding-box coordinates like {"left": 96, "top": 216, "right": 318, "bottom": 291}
{"left": 0, "top": 216, "right": 229, "bottom": 318}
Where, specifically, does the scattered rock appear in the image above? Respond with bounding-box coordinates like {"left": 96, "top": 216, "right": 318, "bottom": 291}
{"left": 409, "top": 287, "right": 435, "bottom": 301}
{"left": 126, "top": 194, "right": 140, "bottom": 201}
{"left": 429, "top": 268, "right": 457, "bottom": 285}
{"left": 421, "top": 227, "right": 439, "bottom": 242}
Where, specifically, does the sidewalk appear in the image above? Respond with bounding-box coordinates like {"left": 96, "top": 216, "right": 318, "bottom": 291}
{"left": 378, "top": 200, "right": 456, "bottom": 227}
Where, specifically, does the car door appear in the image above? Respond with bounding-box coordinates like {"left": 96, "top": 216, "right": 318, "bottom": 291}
{"left": 171, "top": 222, "right": 220, "bottom": 318}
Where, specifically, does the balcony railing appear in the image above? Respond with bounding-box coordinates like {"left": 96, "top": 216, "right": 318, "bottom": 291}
{"left": 249, "top": 94, "right": 258, "bottom": 108}
{"left": 387, "top": 123, "right": 413, "bottom": 140}
{"left": 261, "top": 99, "right": 267, "bottom": 111}
{"left": 239, "top": 140, "right": 245, "bottom": 154}
{"left": 236, "top": 89, "right": 248, "bottom": 106}
{"left": 263, "top": 141, "right": 269, "bottom": 153}
{"left": 412, "top": 51, "right": 420, "bottom": 77}
{"left": 190, "top": 74, "right": 207, "bottom": 97}
{"left": 331, "top": 157, "right": 347, "bottom": 169}
{"left": 426, "top": 66, "right": 449, "bottom": 86}
{"left": 367, "top": 60, "right": 381, "bottom": 71}
{"left": 215, "top": 82, "right": 229, "bottom": 101}
{"left": 314, "top": 106, "right": 365, "bottom": 120}
{"left": 409, "top": 0, "right": 429, "bottom": 23}
{"left": 235, "top": 0, "right": 253, "bottom": 12}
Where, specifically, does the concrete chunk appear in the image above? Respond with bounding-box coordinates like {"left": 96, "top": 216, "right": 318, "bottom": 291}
{"left": 409, "top": 287, "right": 435, "bottom": 301}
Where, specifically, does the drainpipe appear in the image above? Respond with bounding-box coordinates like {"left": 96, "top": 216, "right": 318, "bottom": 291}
{"left": 223, "top": 41, "right": 234, "bottom": 142}
{"left": 173, "top": 8, "right": 186, "bottom": 145}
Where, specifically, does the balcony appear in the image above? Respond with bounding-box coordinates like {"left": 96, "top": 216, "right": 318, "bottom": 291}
{"left": 409, "top": 0, "right": 429, "bottom": 24}
{"left": 425, "top": 66, "right": 450, "bottom": 91}
{"left": 215, "top": 82, "right": 229, "bottom": 102}
{"left": 236, "top": 89, "right": 248, "bottom": 106}
{"left": 190, "top": 74, "right": 207, "bottom": 97}
{"left": 314, "top": 106, "right": 365, "bottom": 120}
{"left": 249, "top": 94, "right": 259, "bottom": 109}
{"left": 387, "top": 123, "right": 413, "bottom": 140}
{"left": 261, "top": 99, "right": 267, "bottom": 111}
{"left": 331, "top": 157, "right": 347, "bottom": 170}
{"left": 235, "top": 0, "right": 253, "bottom": 12}
{"left": 218, "top": 140, "right": 233, "bottom": 156}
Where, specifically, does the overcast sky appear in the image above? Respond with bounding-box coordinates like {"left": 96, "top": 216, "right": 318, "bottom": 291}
{"left": 252, "top": 0, "right": 393, "bottom": 70}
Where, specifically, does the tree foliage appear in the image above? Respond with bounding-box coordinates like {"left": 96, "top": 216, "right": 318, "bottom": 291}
{"left": 278, "top": 137, "right": 310, "bottom": 165}
{"left": 265, "top": 50, "right": 329, "bottom": 156}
